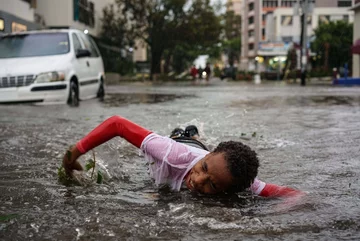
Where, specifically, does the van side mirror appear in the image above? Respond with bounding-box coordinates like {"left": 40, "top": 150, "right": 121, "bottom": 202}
{"left": 76, "top": 49, "right": 91, "bottom": 58}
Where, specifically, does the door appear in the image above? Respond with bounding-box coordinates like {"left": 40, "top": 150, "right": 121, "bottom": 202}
{"left": 78, "top": 33, "right": 101, "bottom": 98}
{"left": 71, "top": 32, "right": 93, "bottom": 99}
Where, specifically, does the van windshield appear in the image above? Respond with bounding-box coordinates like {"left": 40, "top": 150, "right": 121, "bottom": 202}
{"left": 0, "top": 33, "right": 70, "bottom": 58}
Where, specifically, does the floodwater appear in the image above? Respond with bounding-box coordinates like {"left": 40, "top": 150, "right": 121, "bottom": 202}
{"left": 1, "top": 80, "right": 360, "bottom": 240}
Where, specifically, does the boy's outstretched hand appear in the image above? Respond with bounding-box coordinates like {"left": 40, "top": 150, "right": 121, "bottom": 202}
{"left": 62, "top": 145, "right": 83, "bottom": 176}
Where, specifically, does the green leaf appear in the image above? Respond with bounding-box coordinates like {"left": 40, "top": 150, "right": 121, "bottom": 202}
{"left": 0, "top": 214, "right": 18, "bottom": 222}
{"left": 57, "top": 165, "right": 74, "bottom": 186}
{"left": 241, "top": 133, "right": 246, "bottom": 136}
{"left": 85, "top": 159, "right": 95, "bottom": 171}
{"left": 252, "top": 132, "right": 257, "bottom": 137}
{"left": 96, "top": 171, "right": 103, "bottom": 184}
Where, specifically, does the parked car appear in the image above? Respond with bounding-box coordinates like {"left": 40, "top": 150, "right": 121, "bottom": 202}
{"left": 0, "top": 29, "right": 105, "bottom": 105}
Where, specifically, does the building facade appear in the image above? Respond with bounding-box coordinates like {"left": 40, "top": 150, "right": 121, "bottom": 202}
{"left": 0, "top": 0, "right": 39, "bottom": 33}
{"left": 227, "top": 0, "right": 242, "bottom": 15}
{"left": 35, "top": 0, "right": 115, "bottom": 37}
{"left": 351, "top": 0, "right": 360, "bottom": 77}
{"left": 240, "top": 0, "right": 355, "bottom": 71}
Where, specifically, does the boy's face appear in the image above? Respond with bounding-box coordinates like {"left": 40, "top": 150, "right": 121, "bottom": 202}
{"left": 185, "top": 152, "right": 233, "bottom": 194}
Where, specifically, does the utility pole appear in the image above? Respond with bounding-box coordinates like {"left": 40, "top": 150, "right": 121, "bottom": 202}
{"left": 300, "top": 0, "right": 309, "bottom": 86}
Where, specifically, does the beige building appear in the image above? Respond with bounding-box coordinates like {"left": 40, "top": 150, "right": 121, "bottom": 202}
{"left": 227, "top": 0, "right": 242, "bottom": 15}
{"left": 35, "top": 0, "right": 115, "bottom": 36}
{"left": 351, "top": 0, "right": 360, "bottom": 77}
{"left": 240, "top": 0, "right": 355, "bottom": 71}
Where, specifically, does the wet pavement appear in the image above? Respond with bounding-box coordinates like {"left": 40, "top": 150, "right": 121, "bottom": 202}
{"left": 1, "top": 79, "right": 360, "bottom": 240}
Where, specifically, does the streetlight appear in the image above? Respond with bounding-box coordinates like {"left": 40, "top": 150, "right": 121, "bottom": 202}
{"left": 295, "top": 0, "right": 310, "bottom": 86}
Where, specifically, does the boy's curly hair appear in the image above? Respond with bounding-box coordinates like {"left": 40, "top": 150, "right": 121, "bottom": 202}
{"left": 213, "top": 141, "right": 259, "bottom": 193}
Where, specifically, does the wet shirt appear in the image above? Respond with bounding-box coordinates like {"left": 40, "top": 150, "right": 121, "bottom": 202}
{"left": 141, "top": 133, "right": 208, "bottom": 191}
{"left": 140, "top": 133, "right": 265, "bottom": 194}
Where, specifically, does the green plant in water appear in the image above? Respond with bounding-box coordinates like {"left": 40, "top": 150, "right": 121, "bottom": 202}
{"left": 97, "top": 170, "right": 103, "bottom": 184}
{"left": 85, "top": 159, "right": 95, "bottom": 171}
{"left": 0, "top": 214, "right": 18, "bottom": 222}
{"left": 58, "top": 165, "right": 74, "bottom": 185}
{"left": 58, "top": 149, "right": 103, "bottom": 185}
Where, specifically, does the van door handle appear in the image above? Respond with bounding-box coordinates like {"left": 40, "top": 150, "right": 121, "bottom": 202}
{"left": 86, "top": 61, "right": 90, "bottom": 67}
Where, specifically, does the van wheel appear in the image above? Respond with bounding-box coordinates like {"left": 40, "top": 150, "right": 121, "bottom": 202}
{"left": 67, "top": 81, "right": 79, "bottom": 106}
{"left": 97, "top": 80, "right": 105, "bottom": 101}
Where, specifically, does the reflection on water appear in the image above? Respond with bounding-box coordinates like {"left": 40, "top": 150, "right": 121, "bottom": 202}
{"left": 232, "top": 95, "right": 360, "bottom": 108}
{"left": 1, "top": 84, "right": 360, "bottom": 240}
{"left": 102, "top": 93, "right": 194, "bottom": 107}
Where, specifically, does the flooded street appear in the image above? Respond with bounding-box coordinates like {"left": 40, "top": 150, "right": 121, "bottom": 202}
{"left": 1, "top": 80, "right": 360, "bottom": 240}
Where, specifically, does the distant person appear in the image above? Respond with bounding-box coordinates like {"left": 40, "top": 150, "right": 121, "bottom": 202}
{"left": 204, "top": 63, "right": 211, "bottom": 81}
{"left": 63, "top": 115, "right": 303, "bottom": 198}
{"left": 190, "top": 65, "right": 198, "bottom": 80}
{"left": 198, "top": 67, "right": 203, "bottom": 79}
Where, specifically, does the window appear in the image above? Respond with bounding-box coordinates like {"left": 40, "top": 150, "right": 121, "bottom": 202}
{"left": 319, "top": 15, "right": 330, "bottom": 25}
{"left": 88, "top": 36, "right": 100, "bottom": 57}
{"left": 0, "top": 19, "right": 4, "bottom": 31}
{"left": 249, "top": 2, "right": 254, "bottom": 11}
{"left": 282, "top": 36, "right": 293, "bottom": 42}
{"left": 281, "top": 0, "right": 296, "bottom": 7}
{"left": 0, "top": 33, "right": 69, "bottom": 58}
{"left": 281, "top": 16, "right": 293, "bottom": 26}
{"left": 72, "top": 33, "right": 82, "bottom": 52}
{"left": 262, "top": 28, "right": 266, "bottom": 37}
{"left": 12, "top": 22, "right": 27, "bottom": 32}
{"left": 78, "top": 33, "right": 99, "bottom": 57}
{"left": 249, "top": 16, "right": 254, "bottom": 25}
{"left": 249, "top": 43, "right": 254, "bottom": 50}
{"left": 74, "top": 0, "right": 95, "bottom": 27}
{"left": 307, "top": 16, "right": 312, "bottom": 25}
{"left": 343, "top": 15, "right": 349, "bottom": 22}
{"left": 338, "top": 0, "right": 352, "bottom": 7}
{"left": 263, "top": 0, "right": 278, "bottom": 7}
{"left": 249, "top": 30, "right": 255, "bottom": 37}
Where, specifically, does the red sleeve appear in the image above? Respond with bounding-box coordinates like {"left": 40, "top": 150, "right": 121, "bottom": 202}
{"left": 259, "top": 183, "right": 303, "bottom": 198}
{"left": 76, "top": 115, "right": 152, "bottom": 154}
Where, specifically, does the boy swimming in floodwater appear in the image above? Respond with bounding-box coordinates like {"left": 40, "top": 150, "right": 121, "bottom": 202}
{"left": 63, "top": 116, "right": 302, "bottom": 197}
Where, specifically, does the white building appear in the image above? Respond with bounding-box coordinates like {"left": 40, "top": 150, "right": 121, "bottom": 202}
{"left": 0, "top": 0, "right": 39, "bottom": 32}
{"left": 257, "top": 6, "right": 353, "bottom": 72}
{"left": 240, "top": 0, "right": 355, "bottom": 72}
{"left": 351, "top": 0, "right": 360, "bottom": 77}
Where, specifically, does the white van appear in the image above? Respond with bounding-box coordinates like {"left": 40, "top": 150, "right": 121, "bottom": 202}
{"left": 0, "top": 29, "right": 105, "bottom": 105}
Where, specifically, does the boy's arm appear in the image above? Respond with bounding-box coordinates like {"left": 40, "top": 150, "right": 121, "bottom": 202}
{"left": 63, "top": 115, "right": 152, "bottom": 175}
{"left": 259, "top": 183, "right": 303, "bottom": 197}
{"left": 250, "top": 178, "right": 303, "bottom": 198}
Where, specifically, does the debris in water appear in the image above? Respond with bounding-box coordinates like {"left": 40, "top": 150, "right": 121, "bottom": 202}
{"left": 58, "top": 150, "right": 104, "bottom": 186}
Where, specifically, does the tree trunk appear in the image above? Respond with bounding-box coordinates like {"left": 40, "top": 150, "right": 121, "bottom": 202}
{"left": 150, "top": 49, "right": 163, "bottom": 81}
{"left": 324, "top": 42, "right": 330, "bottom": 71}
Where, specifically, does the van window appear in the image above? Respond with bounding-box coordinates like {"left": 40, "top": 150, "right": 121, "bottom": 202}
{"left": 78, "top": 33, "right": 99, "bottom": 57}
{"left": 0, "top": 33, "right": 70, "bottom": 58}
{"left": 72, "top": 33, "right": 82, "bottom": 52}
